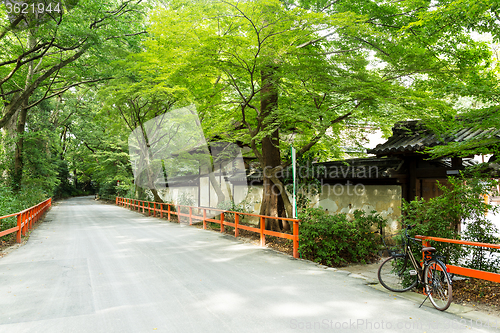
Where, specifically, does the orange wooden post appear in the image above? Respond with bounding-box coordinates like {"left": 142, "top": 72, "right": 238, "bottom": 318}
{"left": 116, "top": 197, "right": 118, "bottom": 205}
{"left": 422, "top": 238, "right": 431, "bottom": 265}
{"left": 16, "top": 214, "right": 22, "bottom": 243}
{"left": 260, "top": 216, "right": 265, "bottom": 246}
{"left": 203, "top": 209, "right": 207, "bottom": 229}
{"left": 142, "top": 201, "right": 145, "bottom": 213}
{"left": 293, "top": 220, "right": 299, "bottom": 258}
{"left": 21, "top": 212, "right": 26, "bottom": 236}
{"left": 160, "top": 203, "right": 163, "bottom": 219}
{"left": 168, "top": 204, "right": 171, "bottom": 220}
{"left": 154, "top": 202, "right": 156, "bottom": 217}
{"left": 234, "top": 213, "right": 239, "bottom": 237}
{"left": 220, "top": 212, "right": 225, "bottom": 232}
{"left": 189, "top": 207, "right": 193, "bottom": 225}
{"left": 421, "top": 238, "right": 430, "bottom": 294}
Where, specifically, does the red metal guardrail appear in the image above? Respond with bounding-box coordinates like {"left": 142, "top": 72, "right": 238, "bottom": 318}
{"left": 416, "top": 235, "right": 500, "bottom": 283}
{"left": 0, "top": 198, "right": 52, "bottom": 243}
{"left": 115, "top": 197, "right": 300, "bottom": 258}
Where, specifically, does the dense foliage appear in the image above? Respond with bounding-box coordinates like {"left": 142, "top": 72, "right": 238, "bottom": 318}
{"left": 298, "top": 208, "right": 386, "bottom": 266}
{"left": 1, "top": 0, "right": 500, "bottom": 239}
{"left": 0, "top": 185, "right": 48, "bottom": 240}
{"left": 402, "top": 174, "right": 500, "bottom": 272}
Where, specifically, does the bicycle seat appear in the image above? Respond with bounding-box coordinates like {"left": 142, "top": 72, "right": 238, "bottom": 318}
{"left": 421, "top": 247, "right": 436, "bottom": 253}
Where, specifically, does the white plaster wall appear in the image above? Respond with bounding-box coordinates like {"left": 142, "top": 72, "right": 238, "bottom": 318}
{"left": 315, "top": 184, "right": 401, "bottom": 231}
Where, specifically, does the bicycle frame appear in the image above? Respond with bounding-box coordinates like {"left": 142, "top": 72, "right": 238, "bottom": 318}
{"left": 392, "top": 228, "right": 427, "bottom": 284}
{"left": 394, "top": 228, "right": 450, "bottom": 286}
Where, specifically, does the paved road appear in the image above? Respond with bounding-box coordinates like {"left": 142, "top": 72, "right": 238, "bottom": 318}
{"left": 0, "top": 197, "right": 498, "bottom": 333}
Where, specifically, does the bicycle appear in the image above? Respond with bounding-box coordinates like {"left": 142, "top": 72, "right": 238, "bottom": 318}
{"left": 377, "top": 224, "right": 453, "bottom": 311}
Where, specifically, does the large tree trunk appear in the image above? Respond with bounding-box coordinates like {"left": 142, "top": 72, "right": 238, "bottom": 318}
{"left": 259, "top": 130, "right": 287, "bottom": 231}
{"left": 150, "top": 188, "right": 163, "bottom": 203}
{"left": 12, "top": 106, "right": 28, "bottom": 191}
{"left": 11, "top": 33, "right": 36, "bottom": 191}
{"left": 258, "top": 67, "right": 287, "bottom": 231}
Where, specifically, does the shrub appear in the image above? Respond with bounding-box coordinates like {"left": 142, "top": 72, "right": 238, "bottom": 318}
{"left": 298, "top": 208, "right": 386, "bottom": 266}
{"left": 0, "top": 184, "right": 49, "bottom": 240}
{"left": 402, "top": 174, "right": 500, "bottom": 272}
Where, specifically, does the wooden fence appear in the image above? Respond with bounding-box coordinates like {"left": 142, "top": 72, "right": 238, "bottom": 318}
{"left": 417, "top": 235, "right": 500, "bottom": 283}
{"left": 0, "top": 198, "right": 52, "bottom": 243}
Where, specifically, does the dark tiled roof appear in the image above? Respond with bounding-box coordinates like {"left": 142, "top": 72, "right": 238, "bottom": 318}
{"left": 368, "top": 121, "right": 500, "bottom": 156}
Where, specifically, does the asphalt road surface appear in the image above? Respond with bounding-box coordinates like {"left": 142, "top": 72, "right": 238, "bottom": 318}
{"left": 0, "top": 196, "right": 498, "bottom": 333}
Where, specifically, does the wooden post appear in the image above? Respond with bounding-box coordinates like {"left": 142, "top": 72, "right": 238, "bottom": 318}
{"left": 422, "top": 239, "right": 431, "bottom": 264}
{"left": 189, "top": 207, "right": 193, "bottom": 225}
{"left": 160, "top": 203, "right": 163, "bottom": 219}
{"left": 16, "top": 214, "right": 22, "bottom": 243}
{"left": 235, "top": 213, "right": 239, "bottom": 237}
{"left": 220, "top": 212, "right": 224, "bottom": 233}
{"left": 21, "top": 212, "right": 26, "bottom": 236}
{"left": 260, "top": 216, "right": 265, "bottom": 247}
{"left": 293, "top": 220, "right": 299, "bottom": 258}
{"left": 203, "top": 209, "right": 206, "bottom": 229}
{"left": 168, "top": 204, "right": 171, "bottom": 220}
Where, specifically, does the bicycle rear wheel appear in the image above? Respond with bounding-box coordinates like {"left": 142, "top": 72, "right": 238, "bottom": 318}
{"left": 378, "top": 255, "right": 418, "bottom": 292}
{"left": 424, "top": 259, "right": 452, "bottom": 311}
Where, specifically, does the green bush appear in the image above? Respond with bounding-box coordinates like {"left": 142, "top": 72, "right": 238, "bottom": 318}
{"left": 298, "top": 208, "right": 386, "bottom": 266}
{"left": 0, "top": 184, "right": 49, "bottom": 240}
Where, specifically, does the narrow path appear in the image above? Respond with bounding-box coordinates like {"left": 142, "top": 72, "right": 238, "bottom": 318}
{"left": 0, "top": 197, "right": 497, "bottom": 332}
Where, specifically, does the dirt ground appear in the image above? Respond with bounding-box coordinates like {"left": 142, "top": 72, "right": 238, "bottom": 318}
{"left": 452, "top": 278, "right": 500, "bottom": 315}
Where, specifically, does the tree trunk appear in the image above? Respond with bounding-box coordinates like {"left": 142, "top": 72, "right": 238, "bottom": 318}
{"left": 208, "top": 169, "right": 225, "bottom": 205}
{"left": 11, "top": 32, "right": 36, "bottom": 191}
{"left": 12, "top": 106, "right": 27, "bottom": 191}
{"left": 258, "top": 66, "right": 287, "bottom": 231}
{"left": 151, "top": 188, "right": 163, "bottom": 203}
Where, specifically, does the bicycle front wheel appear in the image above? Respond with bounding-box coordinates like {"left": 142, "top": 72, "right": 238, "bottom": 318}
{"left": 378, "top": 255, "right": 418, "bottom": 292}
{"left": 424, "top": 259, "right": 452, "bottom": 311}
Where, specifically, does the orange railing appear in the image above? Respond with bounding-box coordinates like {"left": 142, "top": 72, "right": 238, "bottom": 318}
{"left": 416, "top": 235, "right": 500, "bottom": 283}
{"left": 0, "top": 198, "right": 52, "bottom": 243}
{"left": 115, "top": 197, "right": 300, "bottom": 258}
